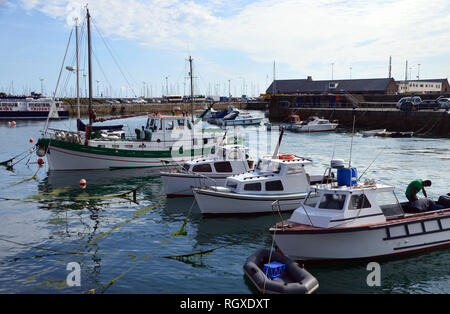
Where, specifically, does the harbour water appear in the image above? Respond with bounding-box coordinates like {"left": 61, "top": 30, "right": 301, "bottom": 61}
{"left": 0, "top": 112, "right": 449, "bottom": 294}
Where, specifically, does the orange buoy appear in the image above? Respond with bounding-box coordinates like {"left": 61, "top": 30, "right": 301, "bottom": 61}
{"left": 10, "top": 121, "right": 16, "bottom": 127}
{"left": 80, "top": 179, "right": 87, "bottom": 188}
{"left": 37, "top": 158, "right": 44, "bottom": 166}
{"left": 29, "top": 138, "right": 34, "bottom": 143}
{"left": 278, "top": 154, "right": 296, "bottom": 160}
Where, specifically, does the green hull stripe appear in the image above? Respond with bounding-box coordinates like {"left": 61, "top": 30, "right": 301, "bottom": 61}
{"left": 38, "top": 138, "right": 213, "bottom": 159}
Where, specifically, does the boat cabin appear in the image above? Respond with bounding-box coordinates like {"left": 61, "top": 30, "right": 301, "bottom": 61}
{"left": 288, "top": 181, "right": 402, "bottom": 228}
{"left": 180, "top": 145, "right": 253, "bottom": 175}
{"left": 223, "top": 154, "right": 312, "bottom": 195}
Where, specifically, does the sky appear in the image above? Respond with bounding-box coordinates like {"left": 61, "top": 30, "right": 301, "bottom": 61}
{"left": 1, "top": 0, "right": 450, "bottom": 98}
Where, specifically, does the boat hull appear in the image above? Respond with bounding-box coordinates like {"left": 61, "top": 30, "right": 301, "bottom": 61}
{"left": 0, "top": 110, "right": 69, "bottom": 119}
{"left": 41, "top": 139, "right": 213, "bottom": 170}
{"left": 271, "top": 211, "right": 450, "bottom": 261}
{"left": 290, "top": 124, "right": 338, "bottom": 133}
{"left": 221, "top": 118, "right": 263, "bottom": 126}
{"left": 193, "top": 188, "right": 307, "bottom": 216}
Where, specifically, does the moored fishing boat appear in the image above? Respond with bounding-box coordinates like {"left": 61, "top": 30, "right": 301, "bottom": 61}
{"left": 192, "top": 153, "right": 319, "bottom": 216}
{"left": 269, "top": 162, "right": 450, "bottom": 262}
{"left": 290, "top": 116, "right": 338, "bottom": 133}
{"left": 160, "top": 144, "right": 254, "bottom": 197}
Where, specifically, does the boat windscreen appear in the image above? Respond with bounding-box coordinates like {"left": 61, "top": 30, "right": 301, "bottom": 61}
{"left": 256, "top": 159, "right": 281, "bottom": 173}
{"left": 376, "top": 191, "right": 403, "bottom": 216}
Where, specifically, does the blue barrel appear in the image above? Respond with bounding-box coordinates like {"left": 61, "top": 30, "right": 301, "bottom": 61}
{"left": 337, "top": 167, "right": 357, "bottom": 186}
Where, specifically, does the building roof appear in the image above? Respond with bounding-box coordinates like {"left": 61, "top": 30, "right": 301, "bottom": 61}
{"left": 266, "top": 78, "right": 395, "bottom": 94}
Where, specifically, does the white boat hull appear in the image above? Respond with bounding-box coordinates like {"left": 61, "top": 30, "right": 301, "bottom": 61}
{"left": 221, "top": 118, "right": 263, "bottom": 126}
{"left": 272, "top": 212, "right": 450, "bottom": 261}
{"left": 193, "top": 188, "right": 307, "bottom": 216}
{"left": 290, "top": 124, "right": 338, "bottom": 133}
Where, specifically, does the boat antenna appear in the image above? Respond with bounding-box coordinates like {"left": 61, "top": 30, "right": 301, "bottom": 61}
{"left": 348, "top": 111, "right": 356, "bottom": 168}
{"left": 271, "top": 127, "right": 284, "bottom": 159}
{"left": 357, "top": 149, "right": 383, "bottom": 182}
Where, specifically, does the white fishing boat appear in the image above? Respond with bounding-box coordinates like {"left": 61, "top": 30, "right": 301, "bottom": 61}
{"left": 270, "top": 162, "right": 450, "bottom": 262}
{"left": 290, "top": 116, "right": 338, "bottom": 133}
{"left": 192, "top": 153, "right": 313, "bottom": 216}
{"left": 35, "top": 9, "right": 229, "bottom": 171}
{"left": 160, "top": 144, "right": 254, "bottom": 197}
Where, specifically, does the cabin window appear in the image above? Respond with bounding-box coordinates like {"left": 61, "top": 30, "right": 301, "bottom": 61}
{"left": 265, "top": 180, "right": 284, "bottom": 191}
{"left": 318, "top": 193, "right": 346, "bottom": 210}
{"left": 348, "top": 194, "right": 371, "bottom": 210}
{"left": 303, "top": 191, "right": 321, "bottom": 207}
{"left": 226, "top": 181, "right": 238, "bottom": 189}
{"left": 376, "top": 191, "right": 403, "bottom": 217}
{"left": 228, "top": 150, "right": 240, "bottom": 160}
{"left": 286, "top": 164, "right": 303, "bottom": 175}
{"left": 256, "top": 160, "right": 280, "bottom": 173}
{"left": 244, "top": 182, "right": 261, "bottom": 191}
{"left": 192, "top": 164, "right": 212, "bottom": 172}
{"left": 182, "top": 163, "right": 190, "bottom": 172}
{"left": 166, "top": 120, "right": 174, "bottom": 130}
{"left": 177, "top": 119, "right": 185, "bottom": 128}
{"left": 214, "top": 161, "right": 233, "bottom": 173}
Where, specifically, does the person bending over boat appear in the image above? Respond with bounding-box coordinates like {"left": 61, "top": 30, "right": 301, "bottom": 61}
{"left": 405, "top": 179, "right": 434, "bottom": 212}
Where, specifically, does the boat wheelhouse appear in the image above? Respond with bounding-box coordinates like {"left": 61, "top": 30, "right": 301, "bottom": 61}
{"left": 270, "top": 164, "right": 450, "bottom": 262}
{"left": 160, "top": 144, "right": 254, "bottom": 197}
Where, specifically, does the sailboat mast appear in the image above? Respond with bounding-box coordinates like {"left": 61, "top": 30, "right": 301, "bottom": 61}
{"left": 75, "top": 17, "right": 80, "bottom": 120}
{"left": 189, "top": 56, "right": 194, "bottom": 123}
{"left": 87, "top": 8, "right": 93, "bottom": 126}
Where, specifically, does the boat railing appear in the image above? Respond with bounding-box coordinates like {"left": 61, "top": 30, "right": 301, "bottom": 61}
{"left": 270, "top": 198, "right": 305, "bottom": 231}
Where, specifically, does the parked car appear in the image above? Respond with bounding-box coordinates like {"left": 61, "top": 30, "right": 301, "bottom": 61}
{"left": 417, "top": 99, "right": 439, "bottom": 110}
{"left": 396, "top": 96, "right": 422, "bottom": 110}
{"left": 437, "top": 97, "right": 450, "bottom": 109}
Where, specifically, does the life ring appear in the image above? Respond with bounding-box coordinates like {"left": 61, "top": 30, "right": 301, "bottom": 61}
{"left": 278, "top": 154, "right": 295, "bottom": 160}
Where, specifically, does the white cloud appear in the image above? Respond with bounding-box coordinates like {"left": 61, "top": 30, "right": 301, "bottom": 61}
{"left": 18, "top": 0, "right": 450, "bottom": 80}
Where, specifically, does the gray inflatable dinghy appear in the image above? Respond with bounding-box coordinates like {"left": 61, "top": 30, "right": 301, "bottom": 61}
{"left": 244, "top": 248, "right": 319, "bottom": 294}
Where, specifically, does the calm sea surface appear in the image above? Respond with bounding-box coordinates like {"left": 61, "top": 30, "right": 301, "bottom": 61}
{"left": 0, "top": 112, "right": 449, "bottom": 294}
